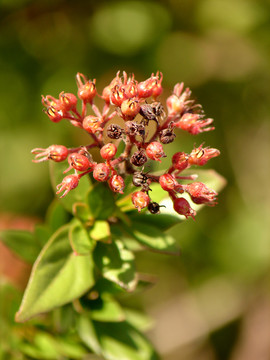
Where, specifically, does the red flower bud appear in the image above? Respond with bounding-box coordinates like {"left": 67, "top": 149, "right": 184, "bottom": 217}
{"left": 83, "top": 115, "right": 103, "bottom": 133}
{"left": 100, "top": 143, "right": 117, "bottom": 160}
{"left": 132, "top": 191, "right": 150, "bottom": 212}
{"left": 189, "top": 145, "right": 220, "bottom": 166}
{"left": 65, "top": 153, "right": 92, "bottom": 172}
{"left": 59, "top": 92, "right": 77, "bottom": 112}
{"left": 56, "top": 174, "right": 79, "bottom": 198}
{"left": 110, "top": 85, "right": 127, "bottom": 106}
{"left": 101, "top": 71, "right": 122, "bottom": 103}
{"left": 124, "top": 81, "right": 138, "bottom": 98}
{"left": 137, "top": 72, "right": 163, "bottom": 99}
{"left": 93, "top": 163, "right": 110, "bottom": 182}
{"left": 42, "top": 95, "right": 63, "bottom": 122}
{"left": 108, "top": 174, "right": 125, "bottom": 194}
{"left": 151, "top": 71, "right": 163, "bottom": 99}
{"left": 146, "top": 141, "right": 166, "bottom": 162}
{"left": 171, "top": 152, "right": 189, "bottom": 171}
{"left": 76, "top": 73, "right": 96, "bottom": 104}
{"left": 159, "top": 173, "right": 177, "bottom": 191}
{"left": 121, "top": 99, "right": 140, "bottom": 120}
{"left": 185, "top": 182, "right": 217, "bottom": 206}
{"left": 173, "top": 197, "right": 196, "bottom": 219}
{"left": 31, "top": 145, "right": 68, "bottom": 163}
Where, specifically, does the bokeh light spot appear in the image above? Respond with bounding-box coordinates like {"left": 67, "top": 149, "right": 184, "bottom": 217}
{"left": 89, "top": 1, "right": 171, "bottom": 56}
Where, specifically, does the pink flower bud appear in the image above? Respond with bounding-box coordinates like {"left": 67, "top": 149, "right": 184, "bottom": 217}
{"left": 132, "top": 191, "right": 150, "bottom": 212}
{"left": 146, "top": 141, "right": 166, "bottom": 162}
{"left": 124, "top": 81, "right": 138, "bottom": 98}
{"left": 31, "top": 145, "right": 68, "bottom": 163}
{"left": 42, "top": 95, "right": 63, "bottom": 122}
{"left": 185, "top": 182, "right": 217, "bottom": 205}
{"left": 173, "top": 197, "right": 196, "bottom": 219}
{"left": 108, "top": 174, "right": 125, "bottom": 194}
{"left": 82, "top": 115, "right": 103, "bottom": 133}
{"left": 137, "top": 72, "right": 162, "bottom": 99}
{"left": 56, "top": 174, "right": 79, "bottom": 198}
{"left": 93, "top": 163, "right": 110, "bottom": 182}
{"left": 100, "top": 143, "right": 117, "bottom": 160}
{"left": 101, "top": 71, "right": 122, "bottom": 103}
{"left": 76, "top": 73, "right": 96, "bottom": 104}
{"left": 66, "top": 153, "right": 92, "bottom": 172}
{"left": 59, "top": 92, "right": 77, "bottom": 112}
{"left": 171, "top": 152, "right": 189, "bottom": 171}
{"left": 110, "top": 85, "right": 127, "bottom": 106}
{"left": 121, "top": 99, "right": 140, "bottom": 120}
{"left": 159, "top": 173, "right": 177, "bottom": 191}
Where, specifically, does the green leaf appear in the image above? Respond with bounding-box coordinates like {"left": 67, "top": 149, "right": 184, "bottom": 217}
{"left": 0, "top": 229, "right": 40, "bottom": 264}
{"left": 78, "top": 317, "right": 160, "bottom": 360}
{"left": 19, "top": 332, "right": 87, "bottom": 359}
{"left": 34, "top": 224, "right": 51, "bottom": 247}
{"left": 46, "top": 199, "right": 70, "bottom": 232}
{"left": 123, "top": 221, "right": 180, "bottom": 255}
{"left": 72, "top": 202, "right": 93, "bottom": 224}
{"left": 124, "top": 309, "right": 153, "bottom": 332}
{"left": 78, "top": 316, "right": 101, "bottom": 355}
{"left": 16, "top": 224, "right": 95, "bottom": 322}
{"left": 81, "top": 294, "right": 125, "bottom": 322}
{"left": 89, "top": 220, "right": 111, "bottom": 242}
{"left": 87, "top": 182, "right": 116, "bottom": 220}
{"left": 69, "top": 220, "right": 96, "bottom": 255}
{"left": 128, "top": 212, "right": 181, "bottom": 231}
{"left": 93, "top": 240, "right": 137, "bottom": 291}
{"left": 49, "top": 161, "right": 91, "bottom": 213}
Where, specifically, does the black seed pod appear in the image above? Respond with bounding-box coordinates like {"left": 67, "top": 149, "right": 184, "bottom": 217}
{"left": 107, "top": 124, "right": 123, "bottom": 139}
{"left": 130, "top": 149, "right": 147, "bottom": 167}
{"left": 159, "top": 127, "right": 176, "bottom": 144}
{"left": 125, "top": 121, "right": 145, "bottom": 137}
{"left": 140, "top": 102, "right": 164, "bottom": 125}
{"left": 148, "top": 202, "right": 161, "bottom": 214}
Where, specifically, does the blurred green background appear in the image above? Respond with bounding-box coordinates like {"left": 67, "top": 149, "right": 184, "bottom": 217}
{"left": 0, "top": 0, "right": 269, "bottom": 359}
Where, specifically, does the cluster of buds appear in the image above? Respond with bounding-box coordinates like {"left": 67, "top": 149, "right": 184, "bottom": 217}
{"left": 32, "top": 71, "right": 220, "bottom": 219}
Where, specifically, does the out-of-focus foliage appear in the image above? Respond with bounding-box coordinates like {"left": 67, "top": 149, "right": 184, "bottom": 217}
{"left": 0, "top": 0, "right": 269, "bottom": 359}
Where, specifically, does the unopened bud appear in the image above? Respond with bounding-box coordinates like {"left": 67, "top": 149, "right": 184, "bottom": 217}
{"left": 110, "top": 85, "right": 127, "bottom": 106}
{"left": 108, "top": 174, "right": 125, "bottom": 194}
{"left": 185, "top": 182, "right": 217, "bottom": 205}
{"left": 121, "top": 99, "right": 140, "bottom": 120}
{"left": 93, "top": 163, "right": 110, "bottom": 182}
{"left": 100, "top": 143, "right": 117, "bottom": 160}
{"left": 83, "top": 115, "right": 102, "bottom": 133}
{"left": 67, "top": 153, "right": 92, "bottom": 172}
{"left": 132, "top": 191, "right": 150, "bottom": 212}
{"left": 76, "top": 73, "right": 96, "bottom": 104}
{"left": 159, "top": 173, "right": 177, "bottom": 191}
{"left": 173, "top": 197, "right": 196, "bottom": 219}
{"left": 59, "top": 92, "right": 77, "bottom": 112}
{"left": 171, "top": 152, "right": 189, "bottom": 171}
{"left": 146, "top": 142, "right": 166, "bottom": 162}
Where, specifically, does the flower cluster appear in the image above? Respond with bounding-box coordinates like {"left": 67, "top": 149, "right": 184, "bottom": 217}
{"left": 32, "top": 71, "right": 220, "bottom": 219}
